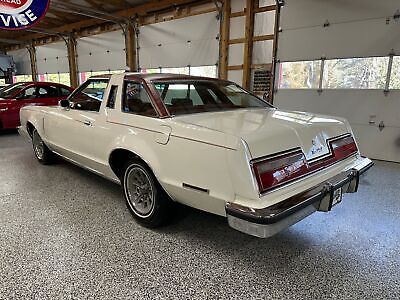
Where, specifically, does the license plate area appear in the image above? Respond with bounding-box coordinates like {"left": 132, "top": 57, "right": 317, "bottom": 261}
{"left": 331, "top": 187, "right": 343, "bottom": 207}
{"left": 318, "top": 186, "right": 344, "bottom": 212}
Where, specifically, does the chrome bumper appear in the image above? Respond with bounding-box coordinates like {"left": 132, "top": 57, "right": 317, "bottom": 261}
{"left": 226, "top": 157, "right": 374, "bottom": 238}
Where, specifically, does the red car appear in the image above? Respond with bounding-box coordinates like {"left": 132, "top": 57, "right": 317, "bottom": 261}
{"left": 0, "top": 82, "right": 74, "bottom": 129}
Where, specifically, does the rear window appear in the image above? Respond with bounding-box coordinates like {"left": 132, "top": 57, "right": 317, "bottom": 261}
{"left": 153, "top": 81, "right": 270, "bottom": 116}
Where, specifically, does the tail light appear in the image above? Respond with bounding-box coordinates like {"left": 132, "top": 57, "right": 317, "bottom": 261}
{"left": 252, "top": 135, "right": 358, "bottom": 194}
{"left": 252, "top": 150, "right": 308, "bottom": 194}
{"left": 329, "top": 135, "right": 358, "bottom": 160}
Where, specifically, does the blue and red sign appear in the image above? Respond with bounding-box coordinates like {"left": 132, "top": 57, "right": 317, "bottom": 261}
{"left": 0, "top": 0, "right": 50, "bottom": 30}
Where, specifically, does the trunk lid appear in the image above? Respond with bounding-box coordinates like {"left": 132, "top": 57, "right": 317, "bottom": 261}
{"left": 174, "top": 108, "right": 349, "bottom": 160}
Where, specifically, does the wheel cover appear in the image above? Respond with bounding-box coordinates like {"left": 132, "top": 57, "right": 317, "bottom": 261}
{"left": 125, "top": 166, "right": 155, "bottom": 217}
{"left": 33, "top": 133, "right": 44, "bottom": 160}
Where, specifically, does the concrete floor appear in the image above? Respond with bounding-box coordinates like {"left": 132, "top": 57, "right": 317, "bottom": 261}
{"left": 0, "top": 130, "right": 399, "bottom": 300}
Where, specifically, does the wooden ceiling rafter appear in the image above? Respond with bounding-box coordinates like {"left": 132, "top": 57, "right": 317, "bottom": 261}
{"left": 1, "top": 0, "right": 209, "bottom": 51}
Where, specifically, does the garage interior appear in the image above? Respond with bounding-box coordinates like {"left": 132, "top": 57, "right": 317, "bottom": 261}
{"left": 1, "top": 0, "right": 399, "bottom": 298}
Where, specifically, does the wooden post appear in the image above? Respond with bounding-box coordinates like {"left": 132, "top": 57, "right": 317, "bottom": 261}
{"left": 218, "top": 0, "right": 230, "bottom": 80}
{"left": 270, "top": 1, "right": 281, "bottom": 104}
{"left": 67, "top": 35, "right": 78, "bottom": 88}
{"left": 125, "top": 21, "right": 137, "bottom": 72}
{"left": 242, "top": 0, "right": 255, "bottom": 89}
{"left": 27, "top": 44, "right": 37, "bottom": 81}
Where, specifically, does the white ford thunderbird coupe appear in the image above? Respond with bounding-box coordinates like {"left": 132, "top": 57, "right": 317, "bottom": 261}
{"left": 19, "top": 73, "right": 373, "bottom": 238}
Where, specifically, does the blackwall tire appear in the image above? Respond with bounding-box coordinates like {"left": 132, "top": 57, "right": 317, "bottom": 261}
{"left": 122, "top": 159, "right": 171, "bottom": 228}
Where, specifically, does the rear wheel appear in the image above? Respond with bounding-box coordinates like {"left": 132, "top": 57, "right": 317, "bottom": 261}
{"left": 32, "top": 129, "right": 54, "bottom": 164}
{"left": 122, "top": 159, "right": 171, "bottom": 228}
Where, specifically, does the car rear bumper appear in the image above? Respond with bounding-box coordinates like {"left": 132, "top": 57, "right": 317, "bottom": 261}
{"left": 225, "top": 157, "right": 373, "bottom": 238}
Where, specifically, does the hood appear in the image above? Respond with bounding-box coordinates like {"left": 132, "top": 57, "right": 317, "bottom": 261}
{"left": 174, "top": 108, "right": 350, "bottom": 160}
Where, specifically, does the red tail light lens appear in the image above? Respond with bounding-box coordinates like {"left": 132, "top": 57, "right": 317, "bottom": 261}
{"left": 253, "top": 150, "right": 308, "bottom": 193}
{"left": 252, "top": 135, "right": 358, "bottom": 194}
{"left": 330, "top": 135, "right": 358, "bottom": 160}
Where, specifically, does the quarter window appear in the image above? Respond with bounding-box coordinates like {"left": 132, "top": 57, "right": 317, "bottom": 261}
{"left": 122, "top": 82, "right": 157, "bottom": 117}
{"left": 107, "top": 85, "right": 118, "bottom": 109}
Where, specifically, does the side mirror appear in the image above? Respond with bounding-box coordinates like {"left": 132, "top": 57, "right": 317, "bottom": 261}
{"left": 59, "top": 99, "right": 70, "bottom": 108}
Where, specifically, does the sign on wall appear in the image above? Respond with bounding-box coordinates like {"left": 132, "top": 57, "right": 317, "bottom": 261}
{"left": 0, "top": 0, "right": 50, "bottom": 30}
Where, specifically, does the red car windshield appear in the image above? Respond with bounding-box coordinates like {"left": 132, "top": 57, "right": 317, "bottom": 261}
{"left": 153, "top": 81, "right": 271, "bottom": 116}
{"left": 0, "top": 83, "right": 26, "bottom": 99}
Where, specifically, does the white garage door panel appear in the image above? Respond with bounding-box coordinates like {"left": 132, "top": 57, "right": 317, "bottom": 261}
{"left": 36, "top": 42, "right": 69, "bottom": 74}
{"left": 8, "top": 48, "right": 31, "bottom": 75}
{"left": 352, "top": 125, "right": 400, "bottom": 163}
{"left": 278, "top": 19, "right": 400, "bottom": 61}
{"left": 139, "top": 12, "right": 219, "bottom": 68}
{"left": 281, "top": 0, "right": 399, "bottom": 30}
{"left": 275, "top": 90, "right": 400, "bottom": 162}
{"left": 78, "top": 30, "right": 126, "bottom": 72}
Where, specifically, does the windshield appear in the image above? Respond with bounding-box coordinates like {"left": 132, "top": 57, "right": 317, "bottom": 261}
{"left": 0, "top": 83, "right": 26, "bottom": 99}
{"left": 153, "top": 81, "right": 271, "bottom": 116}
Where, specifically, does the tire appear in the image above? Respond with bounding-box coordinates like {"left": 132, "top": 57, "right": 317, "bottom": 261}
{"left": 32, "top": 129, "right": 54, "bottom": 165}
{"left": 122, "top": 159, "right": 171, "bottom": 228}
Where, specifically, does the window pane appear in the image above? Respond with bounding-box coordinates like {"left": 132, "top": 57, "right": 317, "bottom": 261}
{"left": 323, "top": 57, "right": 388, "bottom": 89}
{"left": 162, "top": 67, "right": 190, "bottom": 75}
{"left": 389, "top": 56, "right": 400, "bottom": 89}
{"left": 123, "top": 82, "right": 157, "bottom": 117}
{"left": 279, "top": 61, "right": 321, "bottom": 89}
{"left": 190, "top": 66, "right": 217, "bottom": 78}
{"left": 23, "top": 87, "right": 36, "bottom": 98}
{"left": 154, "top": 81, "right": 269, "bottom": 116}
{"left": 141, "top": 68, "right": 161, "bottom": 74}
{"left": 13, "top": 75, "right": 31, "bottom": 83}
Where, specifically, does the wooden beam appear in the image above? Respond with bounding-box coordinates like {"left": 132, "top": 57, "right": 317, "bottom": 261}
{"left": 253, "top": 34, "right": 274, "bottom": 42}
{"left": 218, "top": 0, "right": 230, "bottom": 80}
{"left": 12, "top": 0, "right": 199, "bottom": 43}
{"left": 125, "top": 22, "right": 137, "bottom": 72}
{"left": 242, "top": 0, "right": 255, "bottom": 89}
{"left": 228, "top": 38, "right": 245, "bottom": 44}
{"left": 227, "top": 65, "right": 243, "bottom": 70}
{"left": 27, "top": 44, "right": 37, "bottom": 81}
{"left": 270, "top": 2, "right": 281, "bottom": 104}
{"left": 67, "top": 36, "right": 78, "bottom": 88}
{"left": 230, "top": 11, "right": 244, "bottom": 18}
{"left": 255, "top": 5, "right": 277, "bottom": 13}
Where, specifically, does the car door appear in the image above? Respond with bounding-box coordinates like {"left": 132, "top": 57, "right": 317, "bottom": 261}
{"left": 5, "top": 85, "right": 38, "bottom": 127}
{"left": 44, "top": 78, "right": 110, "bottom": 171}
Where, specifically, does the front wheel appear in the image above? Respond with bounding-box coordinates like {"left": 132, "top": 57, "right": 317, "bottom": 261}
{"left": 122, "top": 159, "right": 171, "bottom": 228}
{"left": 32, "top": 129, "right": 54, "bottom": 164}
